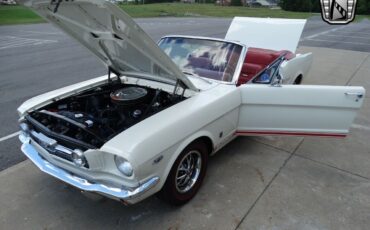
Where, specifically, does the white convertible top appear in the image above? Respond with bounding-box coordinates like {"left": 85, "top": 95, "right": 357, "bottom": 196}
{"left": 225, "top": 17, "right": 307, "bottom": 53}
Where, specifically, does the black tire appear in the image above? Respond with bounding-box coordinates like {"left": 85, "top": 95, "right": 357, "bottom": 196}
{"left": 158, "top": 141, "right": 209, "bottom": 205}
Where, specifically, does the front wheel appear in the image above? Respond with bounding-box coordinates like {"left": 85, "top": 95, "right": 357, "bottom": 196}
{"left": 158, "top": 141, "right": 209, "bottom": 205}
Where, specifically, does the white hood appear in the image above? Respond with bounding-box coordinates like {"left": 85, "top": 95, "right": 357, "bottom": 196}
{"left": 225, "top": 17, "right": 306, "bottom": 53}
{"left": 20, "top": 0, "right": 197, "bottom": 91}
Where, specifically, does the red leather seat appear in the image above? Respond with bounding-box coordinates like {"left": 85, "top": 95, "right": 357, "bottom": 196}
{"left": 238, "top": 63, "right": 264, "bottom": 84}
{"left": 246, "top": 49, "right": 280, "bottom": 65}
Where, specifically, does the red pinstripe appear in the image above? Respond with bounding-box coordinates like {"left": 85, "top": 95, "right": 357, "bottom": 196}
{"left": 235, "top": 130, "right": 347, "bottom": 138}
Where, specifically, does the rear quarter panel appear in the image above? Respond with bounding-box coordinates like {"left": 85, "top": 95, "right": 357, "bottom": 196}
{"left": 280, "top": 53, "right": 313, "bottom": 84}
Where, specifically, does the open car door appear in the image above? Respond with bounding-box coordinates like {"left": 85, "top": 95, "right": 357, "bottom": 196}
{"left": 237, "top": 84, "right": 365, "bottom": 137}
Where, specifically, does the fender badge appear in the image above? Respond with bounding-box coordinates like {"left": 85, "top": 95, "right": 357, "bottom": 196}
{"left": 153, "top": 155, "right": 163, "bottom": 165}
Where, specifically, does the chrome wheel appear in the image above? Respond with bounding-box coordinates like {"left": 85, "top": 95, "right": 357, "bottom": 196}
{"left": 175, "top": 150, "right": 202, "bottom": 193}
{"left": 159, "top": 141, "right": 208, "bottom": 205}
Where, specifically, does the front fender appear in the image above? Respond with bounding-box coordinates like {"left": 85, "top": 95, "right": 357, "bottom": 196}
{"left": 118, "top": 131, "right": 215, "bottom": 200}
{"left": 160, "top": 131, "right": 215, "bottom": 185}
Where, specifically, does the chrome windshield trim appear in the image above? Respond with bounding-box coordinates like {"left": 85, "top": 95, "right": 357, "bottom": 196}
{"left": 232, "top": 45, "right": 247, "bottom": 85}
{"left": 159, "top": 35, "right": 246, "bottom": 47}
{"left": 20, "top": 136, "right": 159, "bottom": 201}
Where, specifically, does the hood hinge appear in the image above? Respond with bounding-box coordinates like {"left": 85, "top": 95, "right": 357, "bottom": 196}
{"left": 108, "top": 66, "right": 121, "bottom": 84}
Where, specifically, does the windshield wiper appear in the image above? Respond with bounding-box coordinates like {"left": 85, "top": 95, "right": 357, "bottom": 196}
{"left": 182, "top": 71, "right": 212, "bottom": 85}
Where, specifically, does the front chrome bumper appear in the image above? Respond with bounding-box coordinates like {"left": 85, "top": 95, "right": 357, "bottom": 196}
{"left": 20, "top": 137, "right": 159, "bottom": 202}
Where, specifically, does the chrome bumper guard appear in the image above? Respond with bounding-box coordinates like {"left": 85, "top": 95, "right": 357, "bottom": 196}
{"left": 20, "top": 137, "right": 159, "bottom": 201}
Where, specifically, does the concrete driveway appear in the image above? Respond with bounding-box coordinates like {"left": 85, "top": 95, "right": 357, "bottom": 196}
{"left": 0, "top": 45, "right": 369, "bottom": 229}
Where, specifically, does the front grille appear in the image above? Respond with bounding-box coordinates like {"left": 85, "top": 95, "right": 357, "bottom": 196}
{"left": 30, "top": 130, "right": 74, "bottom": 163}
{"left": 25, "top": 114, "right": 94, "bottom": 151}
{"left": 29, "top": 130, "right": 90, "bottom": 169}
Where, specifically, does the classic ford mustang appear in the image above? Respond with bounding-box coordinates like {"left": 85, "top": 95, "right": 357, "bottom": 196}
{"left": 18, "top": 0, "right": 365, "bottom": 205}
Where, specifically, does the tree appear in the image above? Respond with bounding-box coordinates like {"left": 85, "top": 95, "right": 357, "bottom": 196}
{"left": 280, "top": 0, "right": 319, "bottom": 12}
{"left": 230, "top": 0, "right": 242, "bottom": 6}
{"left": 357, "top": 0, "right": 370, "bottom": 14}
{"left": 143, "top": 0, "right": 172, "bottom": 3}
{"left": 310, "top": 0, "right": 320, "bottom": 12}
{"left": 299, "top": 0, "right": 312, "bottom": 11}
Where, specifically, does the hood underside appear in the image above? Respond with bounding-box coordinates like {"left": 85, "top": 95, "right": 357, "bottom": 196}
{"left": 20, "top": 0, "right": 197, "bottom": 91}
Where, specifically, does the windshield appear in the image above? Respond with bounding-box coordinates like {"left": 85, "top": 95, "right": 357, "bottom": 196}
{"left": 158, "top": 37, "right": 243, "bottom": 82}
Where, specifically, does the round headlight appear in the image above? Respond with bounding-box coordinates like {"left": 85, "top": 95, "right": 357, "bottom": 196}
{"left": 19, "top": 123, "right": 30, "bottom": 143}
{"left": 72, "top": 149, "right": 87, "bottom": 167}
{"left": 114, "top": 156, "right": 133, "bottom": 177}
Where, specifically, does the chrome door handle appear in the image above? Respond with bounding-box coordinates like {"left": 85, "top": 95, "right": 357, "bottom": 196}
{"left": 345, "top": 92, "right": 363, "bottom": 101}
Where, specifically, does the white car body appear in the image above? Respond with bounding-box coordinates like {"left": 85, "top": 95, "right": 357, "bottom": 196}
{"left": 18, "top": 0, "right": 365, "bottom": 204}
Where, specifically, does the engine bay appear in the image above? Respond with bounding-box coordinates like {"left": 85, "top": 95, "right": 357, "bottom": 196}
{"left": 26, "top": 82, "right": 186, "bottom": 150}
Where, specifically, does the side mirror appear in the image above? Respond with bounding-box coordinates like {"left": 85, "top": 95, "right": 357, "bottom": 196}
{"left": 271, "top": 74, "right": 283, "bottom": 87}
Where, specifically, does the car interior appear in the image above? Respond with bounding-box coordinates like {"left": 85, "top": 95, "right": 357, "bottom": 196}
{"left": 237, "top": 47, "right": 294, "bottom": 85}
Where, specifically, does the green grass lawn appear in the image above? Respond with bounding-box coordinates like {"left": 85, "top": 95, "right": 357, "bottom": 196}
{"left": 0, "top": 5, "right": 44, "bottom": 25}
{"left": 0, "top": 3, "right": 369, "bottom": 26}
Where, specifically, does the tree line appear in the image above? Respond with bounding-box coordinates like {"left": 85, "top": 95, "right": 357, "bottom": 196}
{"left": 280, "top": 0, "right": 370, "bottom": 14}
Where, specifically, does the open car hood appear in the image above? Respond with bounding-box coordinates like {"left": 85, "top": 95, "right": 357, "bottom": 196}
{"left": 20, "top": 0, "right": 197, "bottom": 91}
{"left": 225, "top": 17, "right": 306, "bottom": 53}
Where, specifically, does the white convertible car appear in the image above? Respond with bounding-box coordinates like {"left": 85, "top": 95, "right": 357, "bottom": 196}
{"left": 18, "top": 0, "right": 365, "bottom": 205}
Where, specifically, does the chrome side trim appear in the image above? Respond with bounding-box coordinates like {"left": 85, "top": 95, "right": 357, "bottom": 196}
{"left": 20, "top": 137, "right": 159, "bottom": 200}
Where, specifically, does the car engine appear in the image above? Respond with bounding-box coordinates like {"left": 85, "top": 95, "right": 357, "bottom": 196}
{"left": 25, "top": 82, "right": 186, "bottom": 150}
